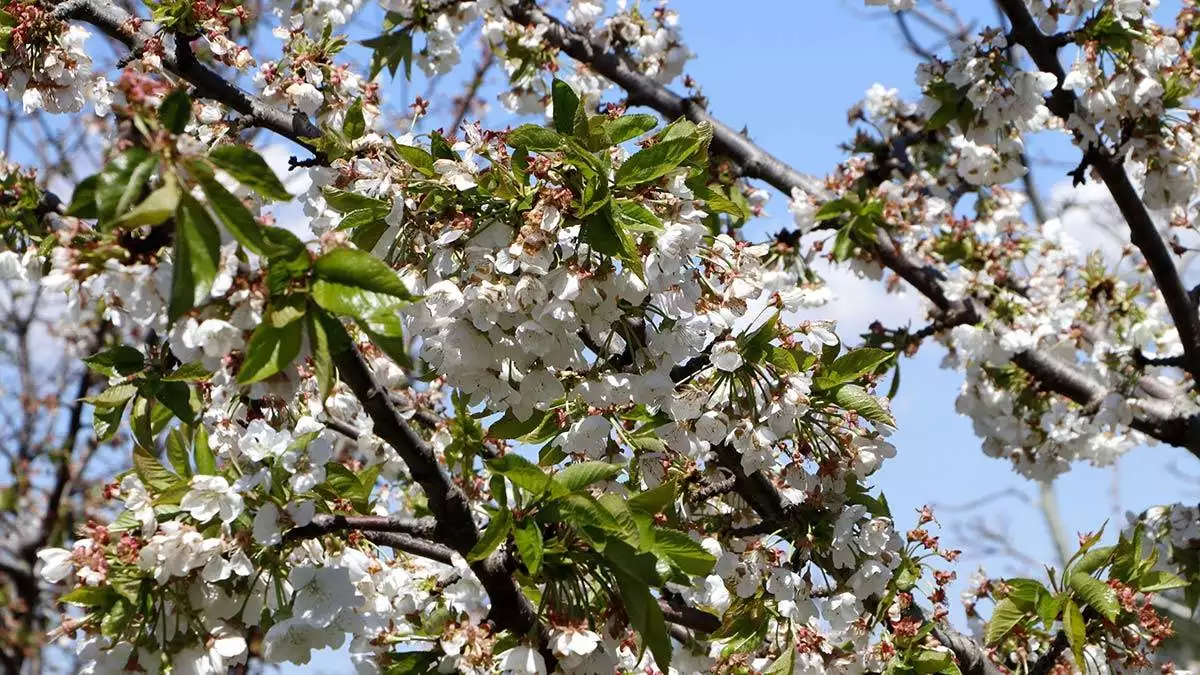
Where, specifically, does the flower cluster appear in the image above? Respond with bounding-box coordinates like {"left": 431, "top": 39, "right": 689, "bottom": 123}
{"left": 0, "top": 0, "right": 107, "bottom": 114}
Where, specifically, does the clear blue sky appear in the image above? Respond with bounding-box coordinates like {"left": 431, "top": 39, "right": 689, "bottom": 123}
{"left": 207, "top": 0, "right": 1200, "bottom": 670}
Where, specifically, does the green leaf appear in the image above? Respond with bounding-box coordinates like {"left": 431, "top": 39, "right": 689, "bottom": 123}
{"left": 833, "top": 384, "right": 896, "bottom": 429}
{"left": 487, "top": 454, "right": 556, "bottom": 497}
{"left": 603, "top": 538, "right": 661, "bottom": 586}
{"left": 614, "top": 136, "right": 702, "bottom": 187}
{"left": 1004, "top": 578, "right": 1049, "bottom": 611}
{"left": 83, "top": 346, "right": 145, "bottom": 378}
{"left": 983, "top": 598, "right": 1025, "bottom": 645}
{"left": 1064, "top": 599, "right": 1086, "bottom": 666}
{"left": 169, "top": 195, "right": 222, "bottom": 322}
{"left": 236, "top": 320, "right": 304, "bottom": 384}
{"left": 92, "top": 400, "right": 126, "bottom": 441}
{"left": 506, "top": 125, "right": 566, "bottom": 152}
{"left": 106, "top": 510, "right": 142, "bottom": 534}
{"left": 692, "top": 182, "right": 751, "bottom": 222}
{"left": 1138, "top": 570, "right": 1189, "bottom": 592}
{"left": 161, "top": 362, "right": 212, "bottom": 382}
{"left": 112, "top": 177, "right": 180, "bottom": 229}
{"left": 133, "top": 445, "right": 179, "bottom": 492}
{"left": 1037, "top": 592, "right": 1064, "bottom": 628}
{"left": 313, "top": 248, "right": 412, "bottom": 299}
{"left": 429, "top": 131, "right": 457, "bottom": 160}
{"left": 321, "top": 463, "right": 359, "bottom": 500}
{"left": 628, "top": 481, "right": 676, "bottom": 516}
{"left": 100, "top": 599, "right": 131, "bottom": 639}
{"left": 598, "top": 493, "right": 641, "bottom": 546}
{"left": 166, "top": 427, "right": 192, "bottom": 477}
{"left": 768, "top": 346, "right": 799, "bottom": 373}
{"left": 344, "top": 98, "right": 366, "bottom": 139}
{"left": 307, "top": 309, "right": 336, "bottom": 401}
{"left": 614, "top": 570, "right": 671, "bottom": 671}
{"left": 1072, "top": 545, "right": 1115, "bottom": 576}
{"left": 1069, "top": 572, "right": 1119, "bottom": 621}
{"left": 322, "top": 188, "right": 388, "bottom": 214}
{"left": 551, "top": 79, "right": 580, "bottom": 135}
{"left": 311, "top": 279, "right": 407, "bottom": 331}
{"left": 554, "top": 461, "right": 623, "bottom": 492}
{"left": 513, "top": 519, "right": 544, "bottom": 576}
{"left": 268, "top": 294, "right": 307, "bottom": 328}
{"left": 613, "top": 199, "right": 663, "bottom": 233}
{"left": 208, "top": 146, "right": 291, "bottom": 201}
{"left": 467, "top": 508, "right": 512, "bottom": 562}
{"left": 60, "top": 586, "right": 118, "bottom": 608}
{"left": 489, "top": 410, "right": 548, "bottom": 440}
{"left": 85, "top": 383, "right": 138, "bottom": 408}
{"left": 193, "top": 169, "right": 269, "bottom": 256}
{"left": 383, "top": 651, "right": 437, "bottom": 674}
{"left": 159, "top": 89, "right": 192, "bottom": 134}
{"left": 96, "top": 149, "right": 152, "bottom": 224}
{"left": 653, "top": 528, "right": 716, "bottom": 576}
{"left": 816, "top": 348, "right": 893, "bottom": 389}
{"left": 363, "top": 30, "right": 413, "bottom": 80}
{"left": 911, "top": 648, "right": 961, "bottom": 675}
{"left": 194, "top": 426, "right": 216, "bottom": 475}
{"left": 894, "top": 558, "right": 920, "bottom": 591}
{"left": 321, "top": 463, "right": 376, "bottom": 506}
{"left": 741, "top": 312, "right": 779, "bottom": 363}
{"left": 582, "top": 207, "right": 642, "bottom": 277}
{"left": 926, "top": 100, "right": 961, "bottom": 131}
{"left": 129, "top": 397, "right": 153, "bottom": 450}
{"left": 66, "top": 174, "right": 99, "bottom": 218}
{"left": 394, "top": 142, "right": 436, "bottom": 177}
{"left": 154, "top": 380, "right": 196, "bottom": 424}
{"left": 262, "top": 227, "right": 308, "bottom": 265}
{"left": 603, "top": 114, "right": 659, "bottom": 145}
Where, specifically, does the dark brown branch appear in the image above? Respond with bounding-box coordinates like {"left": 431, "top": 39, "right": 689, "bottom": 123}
{"left": 658, "top": 598, "right": 721, "bottom": 634}
{"left": 284, "top": 513, "right": 438, "bottom": 542}
{"left": 503, "top": 1, "right": 827, "bottom": 198}
{"left": 1028, "top": 629, "right": 1070, "bottom": 675}
{"left": 997, "top": 0, "right": 1200, "bottom": 379}
{"left": 332, "top": 347, "right": 550, "bottom": 658}
{"left": 711, "top": 443, "right": 788, "bottom": 524}
{"left": 690, "top": 476, "right": 736, "bottom": 502}
{"left": 363, "top": 531, "right": 457, "bottom": 565}
{"left": 53, "top": 0, "right": 323, "bottom": 159}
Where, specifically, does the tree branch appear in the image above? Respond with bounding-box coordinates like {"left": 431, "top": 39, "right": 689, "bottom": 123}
{"left": 331, "top": 347, "right": 550, "bottom": 657}
{"left": 996, "top": 0, "right": 1200, "bottom": 378}
{"left": 53, "top": 0, "right": 323, "bottom": 159}
{"left": 284, "top": 513, "right": 438, "bottom": 542}
{"left": 508, "top": 0, "right": 1200, "bottom": 459}
{"left": 362, "top": 531, "right": 457, "bottom": 566}
{"left": 503, "top": 1, "right": 827, "bottom": 197}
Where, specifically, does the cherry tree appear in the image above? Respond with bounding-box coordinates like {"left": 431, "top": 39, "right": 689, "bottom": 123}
{"left": 0, "top": 0, "right": 1194, "bottom": 673}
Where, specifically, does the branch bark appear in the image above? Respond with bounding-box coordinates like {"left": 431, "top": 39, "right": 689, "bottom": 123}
{"left": 331, "top": 348, "right": 550, "bottom": 656}
{"left": 284, "top": 513, "right": 438, "bottom": 542}
{"left": 996, "top": 0, "right": 1200, "bottom": 379}
{"left": 53, "top": 0, "right": 322, "bottom": 158}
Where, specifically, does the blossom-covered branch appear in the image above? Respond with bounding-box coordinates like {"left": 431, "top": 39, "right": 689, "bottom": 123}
{"left": 0, "top": 0, "right": 1193, "bottom": 673}
{"left": 996, "top": 0, "right": 1200, "bottom": 378}
{"left": 53, "top": 0, "right": 322, "bottom": 156}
